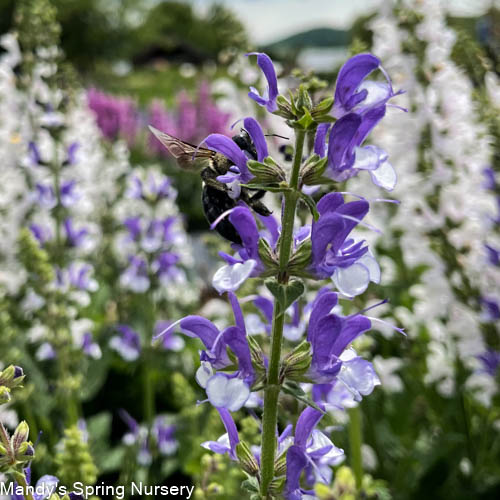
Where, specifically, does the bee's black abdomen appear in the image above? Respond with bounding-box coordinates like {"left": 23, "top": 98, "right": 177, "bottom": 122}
{"left": 232, "top": 133, "right": 257, "bottom": 160}
{"left": 202, "top": 185, "right": 242, "bottom": 245}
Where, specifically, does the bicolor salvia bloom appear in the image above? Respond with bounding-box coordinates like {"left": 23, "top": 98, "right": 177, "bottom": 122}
{"left": 153, "top": 51, "right": 402, "bottom": 498}
{"left": 113, "top": 167, "right": 194, "bottom": 303}
{"left": 119, "top": 410, "right": 178, "bottom": 466}
{"left": 350, "top": 0, "right": 499, "bottom": 403}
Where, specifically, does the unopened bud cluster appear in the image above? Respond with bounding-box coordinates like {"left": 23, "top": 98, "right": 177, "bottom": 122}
{"left": 0, "top": 365, "right": 25, "bottom": 404}
{"left": 0, "top": 420, "right": 35, "bottom": 472}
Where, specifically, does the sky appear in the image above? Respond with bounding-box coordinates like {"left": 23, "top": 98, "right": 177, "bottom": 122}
{"left": 189, "top": 0, "right": 498, "bottom": 45}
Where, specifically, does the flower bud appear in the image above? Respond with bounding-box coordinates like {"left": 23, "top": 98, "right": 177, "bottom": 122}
{"left": 258, "top": 239, "right": 279, "bottom": 271}
{"left": 15, "top": 441, "right": 35, "bottom": 462}
{"left": 269, "top": 476, "right": 286, "bottom": 497}
{"left": 274, "top": 450, "right": 287, "bottom": 476}
{"left": 0, "top": 365, "right": 15, "bottom": 383}
{"left": 275, "top": 95, "right": 295, "bottom": 120}
{"left": 11, "top": 421, "right": 30, "bottom": 454}
{"left": 300, "top": 155, "right": 328, "bottom": 186}
{"left": 236, "top": 441, "right": 259, "bottom": 476}
{"left": 296, "top": 84, "right": 313, "bottom": 112}
{"left": 288, "top": 240, "right": 312, "bottom": 275}
{"left": 0, "top": 386, "right": 11, "bottom": 405}
{"left": 247, "top": 157, "right": 286, "bottom": 185}
{"left": 281, "top": 341, "right": 312, "bottom": 381}
{"left": 0, "top": 366, "right": 25, "bottom": 401}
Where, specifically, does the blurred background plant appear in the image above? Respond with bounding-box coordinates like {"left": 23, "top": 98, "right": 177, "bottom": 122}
{"left": 0, "top": 0, "right": 499, "bottom": 499}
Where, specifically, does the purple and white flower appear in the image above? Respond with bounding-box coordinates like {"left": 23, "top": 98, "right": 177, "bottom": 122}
{"left": 110, "top": 325, "right": 141, "bottom": 361}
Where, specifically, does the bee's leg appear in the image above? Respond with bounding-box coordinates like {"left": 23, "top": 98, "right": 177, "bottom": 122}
{"left": 200, "top": 168, "right": 226, "bottom": 192}
{"left": 250, "top": 189, "right": 266, "bottom": 201}
{"left": 240, "top": 188, "right": 272, "bottom": 216}
{"left": 248, "top": 198, "right": 272, "bottom": 217}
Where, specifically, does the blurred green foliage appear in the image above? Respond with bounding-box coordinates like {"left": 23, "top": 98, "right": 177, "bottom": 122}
{"left": 1, "top": 0, "right": 249, "bottom": 77}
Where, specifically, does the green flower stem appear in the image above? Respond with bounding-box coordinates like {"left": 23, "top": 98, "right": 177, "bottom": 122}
{"left": 14, "top": 470, "right": 35, "bottom": 500}
{"left": 348, "top": 405, "right": 363, "bottom": 490}
{"left": 260, "top": 128, "right": 306, "bottom": 498}
{"left": 143, "top": 351, "right": 155, "bottom": 426}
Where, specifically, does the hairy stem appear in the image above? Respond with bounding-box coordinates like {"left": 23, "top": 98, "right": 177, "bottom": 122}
{"left": 260, "top": 129, "right": 305, "bottom": 498}
{"left": 348, "top": 405, "right": 363, "bottom": 490}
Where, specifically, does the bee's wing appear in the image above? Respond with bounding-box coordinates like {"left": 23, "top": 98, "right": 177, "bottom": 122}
{"left": 149, "top": 126, "right": 215, "bottom": 170}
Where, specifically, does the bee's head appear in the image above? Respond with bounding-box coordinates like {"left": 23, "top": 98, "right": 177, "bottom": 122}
{"left": 232, "top": 129, "right": 257, "bottom": 160}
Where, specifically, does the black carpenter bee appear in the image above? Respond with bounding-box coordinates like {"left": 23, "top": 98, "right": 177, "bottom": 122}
{"left": 149, "top": 126, "right": 271, "bottom": 244}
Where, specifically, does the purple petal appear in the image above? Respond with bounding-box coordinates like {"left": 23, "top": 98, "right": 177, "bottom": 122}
{"left": 28, "top": 141, "right": 41, "bottom": 164}
{"left": 336, "top": 199, "right": 370, "bottom": 237}
{"left": 180, "top": 316, "right": 220, "bottom": 350}
{"left": 34, "top": 475, "right": 59, "bottom": 500}
{"left": 327, "top": 113, "right": 362, "bottom": 172}
{"left": 204, "top": 134, "right": 252, "bottom": 182}
{"left": 317, "top": 192, "right": 345, "bottom": 215}
{"left": 258, "top": 214, "right": 280, "bottom": 247}
{"left": 311, "top": 214, "right": 345, "bottom": 270}
{"left": 285, "top": 445, "right": 308, "bottom": 500}
{"left": 333, "top": 54, "right": 380, "bottom": 114}
{"left": 222, "top": 326, "right": 254, "bottom": 381}
{"left": 244, "top": 117, "right": 268, "bottom": 161}
{"left": 217, "top": 407, "right": 240, "bottom": 460}
{"left": 485, "top": 244, "right": 500, "bottom": 267}
{"left": 246, "top": 52, "right": 279, "bottom": 112}
{"left": 254, "top": 296, "right": 274, "bottom": 324}
{"left": 295, "top": 406, "right": 324, "bottom": 448}
{"left": 119, "top": 409, "right": 139, "bottom": 434}
{"left": 311, "top": 315, "right": 343, "bottom": 377}
{"left": 353, "top": 105, "right": 386, "bottom": 146}
{"left": 229, "top": 206, "right": 260, "bottom": 261}
{"left": 314, "top": 123, "right": 331, "bottom": 158}
{"left": 228, "top": 291, "right": 246, "bottom": 332}
{"left": 330, "top": 315, "right": 371, "bottom": 356}
{"left": 307, "top": 291, "right": 338, "bottom": 344}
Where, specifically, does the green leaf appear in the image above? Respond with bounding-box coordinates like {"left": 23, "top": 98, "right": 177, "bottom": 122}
{"left": 282, "top": 381, "right": 325, "bottom": 414}
{"left": 265, "top": 278, "right": 305, "bottom": 312}
{"left": 242, "top": 475, "right": 260, "bottom": 494}
{"left": 99, "top": 447, "right": 126, "bottom": 474}
{"left": 298, "top": 192, "right": 319, "bottom": 220}
{"left": 87, "top": 412, "right": 112, "bottom": 442}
